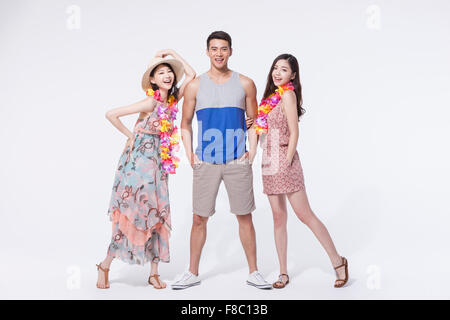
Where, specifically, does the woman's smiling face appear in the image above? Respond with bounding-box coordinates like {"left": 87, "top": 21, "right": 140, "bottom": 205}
{"left": 272, "top": 59, "right": 295, "bottom": 86}
{"left": 150, "top": 64, "right": 175, "bottom": 90}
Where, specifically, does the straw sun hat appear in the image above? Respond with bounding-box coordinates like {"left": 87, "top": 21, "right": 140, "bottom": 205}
{"left": 141, "top": 57, "right": 184, "bottom": 91}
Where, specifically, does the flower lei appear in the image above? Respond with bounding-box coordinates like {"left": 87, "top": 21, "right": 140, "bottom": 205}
{"left": 146, "top": 88, "right": 180, "bottom": 175}
{"left": 255, "top": 82, "right": 295, "bottom": 135}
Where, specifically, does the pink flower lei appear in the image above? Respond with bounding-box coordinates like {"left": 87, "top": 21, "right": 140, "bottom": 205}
{"left": 146, "top": 88, "right": 180, "bottom": 175}
{"left": 255, "top": 82, "right": 295, "bottom": 135}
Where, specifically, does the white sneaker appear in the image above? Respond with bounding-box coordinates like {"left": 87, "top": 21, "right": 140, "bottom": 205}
{"left": 171, "top": 271, "right": 201, "bottom": 290}
{"left": 246, "top": 271, "right": 272, "bottom": 289}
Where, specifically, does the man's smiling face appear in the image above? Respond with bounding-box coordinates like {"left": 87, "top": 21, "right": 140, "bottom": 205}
{"left": 206, "top": 38, "right": 232, "bottom": 69}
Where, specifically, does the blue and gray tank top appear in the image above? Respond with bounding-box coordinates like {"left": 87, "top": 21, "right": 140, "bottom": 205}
{"left": 194, "top": 71, "right": 247, "bottom": 164}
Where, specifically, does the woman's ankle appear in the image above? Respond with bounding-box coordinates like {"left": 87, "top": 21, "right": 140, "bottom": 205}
{"left": 101, "top": 257, "right": 113, "bottom": 269}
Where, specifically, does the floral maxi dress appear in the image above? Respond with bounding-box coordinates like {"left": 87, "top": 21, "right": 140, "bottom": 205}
{"left": 106, "top": 105, "right": 172, "bottom": 265}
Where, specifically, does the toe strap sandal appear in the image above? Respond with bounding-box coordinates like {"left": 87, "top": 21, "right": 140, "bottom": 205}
{"left": 334, "top": 256, "right": 349, "bottom": 288}
{"left": 148, "top": 274, "right": 165, "bottom": 289}
{"left": 96, "top": 262, "right": 110, "bottom": 289}
{"left": 273, "top": 273, "right": 290, "bottom": 289}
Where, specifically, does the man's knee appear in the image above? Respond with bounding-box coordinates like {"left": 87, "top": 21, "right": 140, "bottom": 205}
{"left": 236, "top": 213, "right": 253, "bottom": 226}
{"left": 192, "top": 213, "right": 209, "bottom": 228}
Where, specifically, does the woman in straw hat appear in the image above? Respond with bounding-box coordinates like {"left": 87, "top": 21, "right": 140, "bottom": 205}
{"left": 96, "top": 49, "right": 196, "bottom": 289}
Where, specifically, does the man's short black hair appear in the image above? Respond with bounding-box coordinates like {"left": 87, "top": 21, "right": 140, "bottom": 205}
{"left": 206, "top": 31, "right": 232, "bottom": 49}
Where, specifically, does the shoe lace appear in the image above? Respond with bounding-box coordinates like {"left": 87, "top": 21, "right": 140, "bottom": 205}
{"left": 254, "top": 271, "right": 266, "bottom": 284}
{"left": 179, "top": 272, "right": 193, "bottom": 283}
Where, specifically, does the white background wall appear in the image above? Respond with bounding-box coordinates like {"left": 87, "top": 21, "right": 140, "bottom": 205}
{"left": 1, "top": 0, "right": 449, "bottom": 299}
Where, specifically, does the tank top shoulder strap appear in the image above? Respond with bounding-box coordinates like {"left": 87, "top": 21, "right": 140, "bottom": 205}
{"left": 198, "top": 72, "right": 209, "bottom": 87}
{"left": 230, "top": 71, "right": 244, "bottom": 89}
{"left": 196, "top": 72, "right": 209, "bottom": 96}
{"left": 231, "top": 70, "right": 239, "bottom": 81}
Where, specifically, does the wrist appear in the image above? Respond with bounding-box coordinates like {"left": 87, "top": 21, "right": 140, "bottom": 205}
{"left": 187, "top": 151, "right": 194, "bottom": 163}
{"left": 286, "top": 154, "right": 293, "bottom": 163}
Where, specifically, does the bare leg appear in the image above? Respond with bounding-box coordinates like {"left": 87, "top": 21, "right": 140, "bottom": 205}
{"left": 286, "top": 189, "right": 346, "bottom": 283}
{"left": 149, "top": 261, "right": 166, "bottom": 288}
{"left": 189, "top": 214, "right": 209, "bottom": 276}
{"left": 97, "top": 255, "right": 113, "bottom": 289}
{"left": 267, "top": 194, "right": 289, "bottom": 282}
{"left": 236, "top": 213, "right": 258, "bottom": 274}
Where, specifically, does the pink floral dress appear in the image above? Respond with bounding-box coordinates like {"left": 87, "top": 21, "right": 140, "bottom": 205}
{"left": 261, "top": 101, "right": 305, "bottom": 195}
{"left": 106, "top": 105, "right": 172, "bottom": 265}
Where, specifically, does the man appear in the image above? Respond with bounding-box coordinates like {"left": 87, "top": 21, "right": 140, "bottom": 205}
{"left": 171, "top": 31, "right": 271, "bottom": 290}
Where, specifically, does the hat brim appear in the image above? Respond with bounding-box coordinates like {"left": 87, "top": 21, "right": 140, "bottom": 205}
{"left": 141, "top": 58, "right": 185, "bottom": 91}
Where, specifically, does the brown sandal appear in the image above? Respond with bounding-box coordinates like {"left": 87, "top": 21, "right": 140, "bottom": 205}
{"left": 96, "top": 262, "right": 110, "bottom": 289}
{"left": 148, "top": 274, "right": 166, "bottom": 289}
{"left": 272, "top": 274, "right": 290, "bottom": 289}
{"left": 333, "top": 256, "right": 348, "bottom": 288}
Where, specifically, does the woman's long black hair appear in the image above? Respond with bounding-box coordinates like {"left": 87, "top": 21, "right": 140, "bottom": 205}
{"left": 263, "top": 54, "right": 305, "bottom": 120}
{"left": 149, "top": 63, "right": 179, "bottom": 100}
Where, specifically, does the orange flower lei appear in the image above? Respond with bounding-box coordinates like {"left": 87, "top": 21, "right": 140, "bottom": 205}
{"left": 255, "top": 82, "right": 295, "bottom": 135}
{"left": 146, "top": 88, "right": 180, "bottom": 174}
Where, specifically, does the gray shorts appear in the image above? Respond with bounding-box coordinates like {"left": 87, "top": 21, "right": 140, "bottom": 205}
{"left": 192, "top": 157, "right": 256, "bottom": 217}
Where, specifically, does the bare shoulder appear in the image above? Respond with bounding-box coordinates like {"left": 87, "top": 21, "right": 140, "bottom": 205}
{"left": 145, "top": 95, "right": 157, "bottom": 108}
{"left": 184, "top": 76, "right": 201, "bottom": 96}
{"left": 238, "top": 73, "right": 256, "bottom": 90}
{"left": 281, "top": 90, "right": 297, "bottom": 105}
{"left": 280, "top": 90, "right": 298, "bottom": 117}
{"left": 140, "top": 96, "right": 157, "bottom": 117}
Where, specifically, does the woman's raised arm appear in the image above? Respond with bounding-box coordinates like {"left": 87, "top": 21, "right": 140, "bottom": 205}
{"left": 155, "top": 49, "right": 196, "bottom": 100}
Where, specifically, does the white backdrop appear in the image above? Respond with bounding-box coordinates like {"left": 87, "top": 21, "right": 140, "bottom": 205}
{"left": 1, "top": 0, "right": 449, "bottom": 299}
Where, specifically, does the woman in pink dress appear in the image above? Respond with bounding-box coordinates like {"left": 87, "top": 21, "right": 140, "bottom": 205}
{"left": 96, "top": 49, "right": 196, "bottom": 289}
{"left": 248, "top": 54, "right": 349, "bottom": 289}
